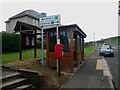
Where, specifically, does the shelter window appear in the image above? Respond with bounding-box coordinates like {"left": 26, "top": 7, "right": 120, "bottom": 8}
{"left": 32, "top": 37, "right": 34, "bottom": 46}
{"left": 81, "top": 38, "right": 83, "bottom": 51}
{"left": 73, "top": 33, "right": 77, "bottom": 52}
{"left": 26, "top": 36, "right": 30, "bottom": 46}
{"left": 48, "top": 32, "right": 56, "bottom": 52}
{"left": 60, "top": 31, "right": 70, "bottom": 52}
{"left": 73, "top": 39, "right": 76, "bottom": 51}
{"left": 78, "top": 35, "right": 81, "bottom": 52}
{"left": 36, "top": 20, "right": 38, "bottom": 26}
{"left": 33, "top": 19, "right": 35, "bottom": 25}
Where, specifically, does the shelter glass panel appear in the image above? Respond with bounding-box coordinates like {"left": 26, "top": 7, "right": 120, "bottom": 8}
{"left": 32, "top": 37, "right": 34, "bottom": 46}
{"left": 48, "top": 32, "right": 56, "bottom": 52}
{"left": 36, "top": 20, "right": 38, "bottom": 26}
{"left": 26, "top": 36, "right": 30, "bottom": 46}
{"left": 60, "top": 31, "right": 70, "bottom": 52}
{"left": 81, "top": 38, "right": 83, "bottom": 51}
{"left": 78, "top": 35, "right": 81, "bottom": 52}
{"left": 33, "top": 19, "right": 35, "bottom": 26}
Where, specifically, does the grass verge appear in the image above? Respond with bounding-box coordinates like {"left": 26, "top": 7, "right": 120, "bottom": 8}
{"left": 2, "top": 49, "right": 46, "bottom": 64}
{"left": 84, "top": 46, "right": 95, "bottom": 57}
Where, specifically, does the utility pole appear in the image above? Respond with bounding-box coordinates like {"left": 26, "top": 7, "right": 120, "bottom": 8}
{"left": 94, "top": 33, "right": 95, "bottom": 47}
{"left": 109, "top": 38, "right": 111, "bottom": 44}
{"left": 116, "top": 36, "right": 118, "bottom": 45}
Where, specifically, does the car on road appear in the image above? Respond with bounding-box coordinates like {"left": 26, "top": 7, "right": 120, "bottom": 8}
{"left": 99, "top": 45, "right": 114, "bottom": 57}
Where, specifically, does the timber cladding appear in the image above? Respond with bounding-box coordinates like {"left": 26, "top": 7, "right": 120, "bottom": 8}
{"left": 48, "top": 52, "right": 73, "bottom": 68}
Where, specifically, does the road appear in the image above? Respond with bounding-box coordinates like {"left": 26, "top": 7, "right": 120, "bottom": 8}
{"left": 103, "top": 45, "right": 119, "bottom": 88}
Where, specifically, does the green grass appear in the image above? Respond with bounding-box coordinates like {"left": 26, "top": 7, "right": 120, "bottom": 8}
{"left": 2, "top": 46, "right": 95, "bottom": 64}
{"left": 2, "top": 49, "right": 46, "bottom": 64}
{"left": 84, "top": 46, "right": 95, "bottom": 57}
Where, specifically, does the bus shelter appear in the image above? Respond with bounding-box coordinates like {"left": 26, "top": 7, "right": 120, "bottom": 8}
{"left": 44, "top": 24, "right": 86, "bottom": 72}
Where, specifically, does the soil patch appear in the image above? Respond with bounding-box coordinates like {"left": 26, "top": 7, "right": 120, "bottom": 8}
{"left": 10, "top": 60, "right": 71, "bottom": 88}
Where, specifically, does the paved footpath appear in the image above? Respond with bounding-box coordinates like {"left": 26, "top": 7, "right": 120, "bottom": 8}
{"left": 62, "top": 47, "right": 114, "bottom": 89}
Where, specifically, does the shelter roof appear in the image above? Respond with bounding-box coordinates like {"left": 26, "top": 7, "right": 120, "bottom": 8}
{"left": 14, "top": 21, "right": 41, "bottom": 32}
{"left": 44, "top": 24, "right": 87, "bottom": 38}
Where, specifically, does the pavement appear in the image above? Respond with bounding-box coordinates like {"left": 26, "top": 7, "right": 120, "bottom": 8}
{"left": 62, "top": 47, "right": 114, "bottom": 89}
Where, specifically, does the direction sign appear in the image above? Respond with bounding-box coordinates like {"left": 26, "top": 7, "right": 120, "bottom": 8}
{"left": 39, "top": 15, "right": 60, "bottom": 26}
{"left": 40, "top": 14, "right": 61, "bottom": 74}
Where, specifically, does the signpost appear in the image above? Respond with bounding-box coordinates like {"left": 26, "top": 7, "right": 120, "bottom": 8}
{"left": 39, "top": 15, "right": 61, "bottom": 73}
{"left": 40, "top": 15, "right": 60, "bottom": 26}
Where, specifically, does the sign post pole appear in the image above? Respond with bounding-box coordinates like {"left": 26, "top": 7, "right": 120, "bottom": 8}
{"left": 56, "top": 24, "right": 60, "bottom": 77}
{"left": 41, "top": 26, "right": 44, "bottom": 65}
{"left": 56, "top": 24, "right": 59, "bottom": 73}
{"left": 58, "top": 58, "right": 60, "bottom": 77}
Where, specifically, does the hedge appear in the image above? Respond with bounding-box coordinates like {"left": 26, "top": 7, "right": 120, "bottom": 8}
{"left": 2, "top": 32, "right": 46, "bottom": 53}
{"left": 2, "top": 32, "right": 20, "bottom": 53}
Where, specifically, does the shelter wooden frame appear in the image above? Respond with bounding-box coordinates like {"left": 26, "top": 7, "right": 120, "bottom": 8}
{"left": 14, "top": 21, "right": 41, "bottom": 61}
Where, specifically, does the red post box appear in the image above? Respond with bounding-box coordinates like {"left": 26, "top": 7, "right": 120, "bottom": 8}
{"left": 54, "top": 44, "right": 64, "bottom": 58}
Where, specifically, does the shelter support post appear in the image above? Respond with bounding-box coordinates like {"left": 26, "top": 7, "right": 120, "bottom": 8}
{"left": 76, "top": 35, "right": 78, "bottom": 67}
{"left": 82, "top": 38, "right": 84, "bottom": 61}
{"left": 46, "top": 32, "right": 49, "bottom": 66}
{"left": 19, "top": 25, "right": 22, "bottom": 61}
{"left": 70, "top": 29, "right": 74, "bottom": 73}
{"left": 41, "top": 26, "right": 44, "bottom": 65}
{"left": 80, "top": 37, "right": 82, "bottom": 64}
{"left": 34, "top": 30, "right": 37, "bottom": 58}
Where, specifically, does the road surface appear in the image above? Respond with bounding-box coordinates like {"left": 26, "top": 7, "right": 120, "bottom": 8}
{"left": 104, "top": 45, "right": 119, "bottom": 88}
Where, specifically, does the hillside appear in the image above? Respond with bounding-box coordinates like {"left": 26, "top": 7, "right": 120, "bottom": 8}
{"left": 103, "top": 36, "right": 120, "bottom": 45}
{"left": 86, "top": 36, "right": 120, "bottom": 46}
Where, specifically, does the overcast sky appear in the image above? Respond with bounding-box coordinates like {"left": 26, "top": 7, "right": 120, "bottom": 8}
{"left": 0, "top": 2, "right": 118, "bottom": 42}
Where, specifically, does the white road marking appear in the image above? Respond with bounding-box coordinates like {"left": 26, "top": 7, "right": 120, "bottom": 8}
{"left": 102, "top": 56, "right": 112, "bottom": 80}
{"left": 102, "top": 56, "right": 114, "bottom": 89}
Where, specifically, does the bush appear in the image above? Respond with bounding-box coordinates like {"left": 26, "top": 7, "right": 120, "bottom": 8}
{"left": 2, "top": 32, "right": 20, "bottom": 53}
{"left": 36, "top": 40, "right": 46, "bottom": 49}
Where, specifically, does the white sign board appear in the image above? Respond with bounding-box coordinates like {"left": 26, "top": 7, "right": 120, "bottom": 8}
{"left": 39, "top": 15, "right": 60, "bottom": 26}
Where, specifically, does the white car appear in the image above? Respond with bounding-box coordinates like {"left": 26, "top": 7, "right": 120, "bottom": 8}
{"left": 99, "top": 45, "right": 114, "bottom": 57}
